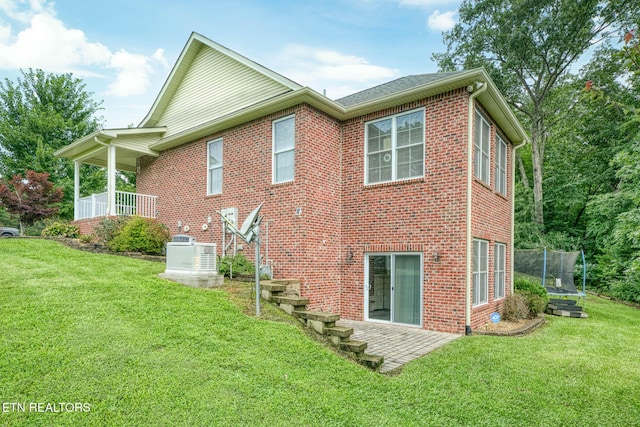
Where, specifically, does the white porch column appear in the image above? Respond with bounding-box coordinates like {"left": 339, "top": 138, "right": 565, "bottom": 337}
{"left": 106, "top": 144, "right": 116, "bottom": 216}
{"left": 74, "top": 161, "right": 80, "bottom": 220}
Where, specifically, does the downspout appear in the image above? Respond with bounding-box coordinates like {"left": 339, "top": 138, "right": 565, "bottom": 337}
{"left": 465, "top": 81, "right": 486, "bottom": 336}
{"left": 511, "top": 138, "right": 528, "bottom": 295}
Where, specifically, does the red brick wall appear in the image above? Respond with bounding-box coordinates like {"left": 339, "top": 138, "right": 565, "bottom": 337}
{"left": 340, "top": 90, "right": 470, "bottom": 333}
{"left": 470, "top": 105, "right": 514, "bottom": 330}
{"left": 137, "top": 104, "right": 343, "bottom": 312}
{"left": 133, "top": 91, "right": 514, "bottom": 334}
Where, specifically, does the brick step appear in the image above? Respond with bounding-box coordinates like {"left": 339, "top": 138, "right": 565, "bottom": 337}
{"left": 546, "top": 308, "right": 588, "bottom": 318}
{"left": 357, "top": 354, "right": 385, "bottom": 371}
{"left": 548, "top": 303, "right": 583, "bottom": 311}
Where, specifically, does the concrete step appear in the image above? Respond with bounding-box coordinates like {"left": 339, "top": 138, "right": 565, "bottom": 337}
{"left": 325, "top": 326, "right": 354, "bottom": 338}
{"left": 270, "top": 295, "right": 310, "bottom": 306}
{"left": 261, "top": 282, "right": 288, "bottom": 293}
{"left": 547, "top": 308, "right": 588, "bottom": 318}
{"left": 549, "top": 299, "right": 577, "bottom": 305}
{"left": 340, "top": 340, "right": 368, "bottom": 354}
{"left": 292, "top": 310, "right": 340, "bottom": 323}
{"left": 548, "top": 303, "right": 583, "bottom": 311}
{"left": 269, "top": 279, "right": 300, "bottom": 286}
{"left": 325, "top": 325, "right": 354, "bottom": 345}
{"left": 357, "top": 354, "right": 384, "bottom": 371}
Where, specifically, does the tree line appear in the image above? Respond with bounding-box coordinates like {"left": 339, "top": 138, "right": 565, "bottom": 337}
{"left": 434, "top": 0, "right": 639, "bottom": 302}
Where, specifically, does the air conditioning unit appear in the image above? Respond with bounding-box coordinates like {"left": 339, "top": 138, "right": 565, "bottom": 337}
{"left": 165, "top": 242, "right": 217, "bottom": 273}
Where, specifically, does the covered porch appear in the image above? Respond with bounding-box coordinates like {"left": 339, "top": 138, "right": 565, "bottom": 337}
{"left": 54, "top": 127, "right": 166, "bottom": 221}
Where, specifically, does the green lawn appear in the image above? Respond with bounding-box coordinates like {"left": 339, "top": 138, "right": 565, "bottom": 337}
{"left": 1, "top": 239, "right": 639, "bottom": 426}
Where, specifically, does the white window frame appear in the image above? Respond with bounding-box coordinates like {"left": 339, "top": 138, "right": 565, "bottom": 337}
{"left": 473, "top": 239, "right": 489, "bottom": 307}
{"left": 272, "top": 115, "right": 295, "bottom": 184}
{"left": 495, "top": 134, "right": 507, "bottom": 195}
{"left": 474, "top": 110, "right": 491, "bottom": 184}
{"left": 364, "top": 108, "right": 425, "bottom": 185}
{"left": 207, "top": 138, "right": 223, "bottom": 195}
{"left": 364, "top": 252, "right": 423, "bottom": 326}
{"left": 494, "top": 242, "right": 506, "bottom": 300}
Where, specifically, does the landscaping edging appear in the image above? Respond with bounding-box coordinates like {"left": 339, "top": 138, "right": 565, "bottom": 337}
{"left": 473, "top": 314, "right": 546, "bottom": 337}
{"left": 39, "top": 237, "right": 166, "bottom": 262}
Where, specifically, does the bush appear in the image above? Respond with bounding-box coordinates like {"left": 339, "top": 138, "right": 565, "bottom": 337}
{"left": 518, "top": 290, "right": 548, "bottom": 317}
{"left": 108, "top": 216, "right": 170, "bottom": 255}
{"left": 218, "top": 253, "right": 255, "bottom": 278}
{"left": 79, "top": 234, "right": 93, "bottom": 244}
{"left": 93, "top": 216, "right": 127, "bottom": 245}
{"left": 514, "top": 276, "right": 547, "bottom": 299}
{"left": 41, "top": 221, "right": 80, "bottom": 238}
{"left": 502, "top": 293, "right": 530, "bottom": 321}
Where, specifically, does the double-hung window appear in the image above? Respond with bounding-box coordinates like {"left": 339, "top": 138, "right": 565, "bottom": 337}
{"left": 473, "top": 239, "right": 488, "bottom": 306}
{"left": 207, "top": 138, "right": 223, "bottom": 195}
{"left": 474, "top": 110, "right": 490, "bottom": 184}
{"left": 495, "top": 135, "right": 507, "bottom": 195}
{"left": 273, "top": 115, "right": 295, "bottom": 184}
{"left": 494, "top": 243, "right": 506, "bottom": 300}
{"left": 365, "top": 109, "right": 424, "bottom": 184}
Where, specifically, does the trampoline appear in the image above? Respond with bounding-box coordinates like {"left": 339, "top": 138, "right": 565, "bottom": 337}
{"left": 514, "top": 248, "right": 587, "bottom": 307}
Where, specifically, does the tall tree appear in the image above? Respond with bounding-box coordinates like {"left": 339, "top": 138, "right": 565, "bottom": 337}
{"left": 0, "top": 69, "right": 105, "bottom": 218}
{"left": 433, "top": 0, "right": 635, "bottom": 229}
{"left": 0, "top": 170, "right": 64, "bottom": 235}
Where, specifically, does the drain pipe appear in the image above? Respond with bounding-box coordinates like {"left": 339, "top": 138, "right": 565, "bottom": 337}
{"left": 465, "top": 81, "right": 487, "bottom": 336}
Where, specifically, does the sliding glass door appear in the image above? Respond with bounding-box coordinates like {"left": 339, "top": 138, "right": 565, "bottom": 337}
{"left": 366, "top": 254, "right": 422, "bottom": 326}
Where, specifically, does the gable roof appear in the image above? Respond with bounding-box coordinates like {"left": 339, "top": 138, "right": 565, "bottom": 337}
{"left": 56, "top": 34, "right": 529, "bottom": 165}
{"left": 139, "top": 32, "right": 303, "bottom": 132}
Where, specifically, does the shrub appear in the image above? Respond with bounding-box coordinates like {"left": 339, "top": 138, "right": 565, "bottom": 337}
{"left": 108, "top": 216, "right": 170, "bottom": 255}
{"left": 41, "top": 221, "right": 80, "bottom": 238}
{"left": 79, "top": 234, "right": 93, "bottom": 244}
{"left": 218, "top": 253, "right": 255, "bottom": 278}
{"left": 514, "top": 276, "right": 547, "bottom": 299}
{"left": 518, "top": 290, "right": 548, "bottom": 317}
{"left": 502, "top": 293, "right": 530, "bottom": 321}
{"left": 93, "top": 216, "right": 127, "bottom": 245}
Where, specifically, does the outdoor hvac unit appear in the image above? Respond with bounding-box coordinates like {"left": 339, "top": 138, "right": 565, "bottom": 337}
{"left": 165, "top": 238, "right": 217, "bottom": 274}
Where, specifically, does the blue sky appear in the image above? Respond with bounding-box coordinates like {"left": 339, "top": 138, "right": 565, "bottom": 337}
{"left": 0, "top": 0, "right": 462, "bottom": 128}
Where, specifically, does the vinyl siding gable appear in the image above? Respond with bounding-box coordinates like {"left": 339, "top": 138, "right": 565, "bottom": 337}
{"left": 157, "top": 45, "right": 295, "bottom": 137}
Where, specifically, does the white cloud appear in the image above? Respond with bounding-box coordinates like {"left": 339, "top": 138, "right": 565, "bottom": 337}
{"left": 427, "top": 9, "right": 457, "bottom": 31}
{"left": 272, "top": 44, "right": 399, "bottom": 99}
{"left": 0, "top": 1, "right": 168, "bottom": 98}
{"left": 106, "top": 49, "right": 168, "bottom": 97}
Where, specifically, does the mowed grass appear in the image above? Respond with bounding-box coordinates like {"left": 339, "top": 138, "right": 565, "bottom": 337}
{"left": 1, "top": 239, "right": 639, "bottom": 426}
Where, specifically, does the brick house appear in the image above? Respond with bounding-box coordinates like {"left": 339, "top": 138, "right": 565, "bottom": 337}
{"left": 55, "top": 32, "right": 529, "bottom": 335}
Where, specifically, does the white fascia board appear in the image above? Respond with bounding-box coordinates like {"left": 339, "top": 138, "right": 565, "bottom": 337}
{"left": 149, "top": 88, "right": 346, "bottom": 151}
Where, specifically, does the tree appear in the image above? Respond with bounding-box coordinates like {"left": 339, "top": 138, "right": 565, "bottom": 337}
{"left": 433, "top": 0, "right": 635, "bottom": 229}
{"left": 0, "top": 170, "right": 64, "bottom": 235}
{"left": 582, "top": 28, "right": 640, "bottom": 301}
{"left": 0, "top": 69, "right": 105, "bottom": 218}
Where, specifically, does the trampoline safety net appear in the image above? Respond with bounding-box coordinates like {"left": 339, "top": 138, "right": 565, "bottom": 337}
{"left": 514, "top": 248, "right": 586, "bottom": 297}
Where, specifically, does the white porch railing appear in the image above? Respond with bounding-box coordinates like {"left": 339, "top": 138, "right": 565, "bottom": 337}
{"left": 77, "top": 191, "right": 157, "bottom": 220}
